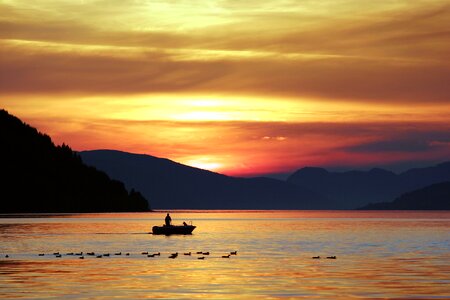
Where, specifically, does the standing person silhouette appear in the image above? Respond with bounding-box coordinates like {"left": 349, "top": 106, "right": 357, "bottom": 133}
{"left": 165, "top": 213, "right": 172, "bottom": 226}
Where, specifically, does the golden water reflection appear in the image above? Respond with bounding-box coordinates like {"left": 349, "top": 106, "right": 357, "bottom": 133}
{"left": 0, "top": 211, "right": 449, "bottom": 299}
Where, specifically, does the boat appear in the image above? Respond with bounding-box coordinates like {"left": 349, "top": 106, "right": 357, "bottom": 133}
{"left": 152, "top": 224, "right": 196, "bottom": 235}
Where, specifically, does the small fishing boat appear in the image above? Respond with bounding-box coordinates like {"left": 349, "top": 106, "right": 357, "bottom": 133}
{"left": 152, "top": 224, "right": 196, "bottom": 235}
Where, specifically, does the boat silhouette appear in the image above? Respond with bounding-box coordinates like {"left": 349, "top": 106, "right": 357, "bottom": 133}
{"left": 152, "top": 224, "right": 196, "bottom": 235}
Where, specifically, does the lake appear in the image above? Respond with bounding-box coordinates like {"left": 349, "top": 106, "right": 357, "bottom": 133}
{"left": 0, "top": 211, "right": 449, "bottom": 299}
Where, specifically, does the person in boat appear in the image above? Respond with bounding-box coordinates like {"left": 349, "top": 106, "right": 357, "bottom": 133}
{"left": 165, "top": 213, "right": 172, "bottom": 226}
{"left": 183, "top": 221, "right": 187, "bottom": 226}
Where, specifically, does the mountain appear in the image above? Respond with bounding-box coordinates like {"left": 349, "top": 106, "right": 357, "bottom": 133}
{"left": 287, "top": 163, "right": 450, "bottom": 209}
{"left": 79, "top": 150, "right": 327, "bottom": 209}
{"left": 0, "top": 109, "right": 149, "bottom": 213}
{"left": 360, "top": 182, "right": 450, "bottom": 210}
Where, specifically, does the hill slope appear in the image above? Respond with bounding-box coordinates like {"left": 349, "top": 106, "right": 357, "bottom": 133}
{"left": 0, "top": 109, "right": 149, "bottom": 213}
{"left": 287, "top": 163, "right": 450, "bottom": 209}
{"left": 80, "top": 150, "right": 327, "bottom": 209}
{"left": 360, "top": 182, "right": 450, "bottom": 210}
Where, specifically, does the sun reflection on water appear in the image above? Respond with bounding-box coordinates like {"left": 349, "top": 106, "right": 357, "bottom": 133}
{"left": 0, "top": 211, "right": 449, "bottom": 299}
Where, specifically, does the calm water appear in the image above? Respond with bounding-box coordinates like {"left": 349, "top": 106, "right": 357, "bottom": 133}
{"left": 0, "top": 211, "right": 449, "bottom": 299}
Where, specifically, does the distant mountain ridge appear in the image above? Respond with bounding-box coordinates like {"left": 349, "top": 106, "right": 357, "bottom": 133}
{"left": 0, "top": 109, "right": 149, "bottom": 213}
{"left": 360, "top": 182, "right": 450, "bottom": 210}
{"left": 80, "top": 149, "right": 450, "bottom": 210}
{"left": 80, "top": 150, "right": 328, "bottom": 209}
{"left": 287, "top": 163, "right": 450, "bottom": 209}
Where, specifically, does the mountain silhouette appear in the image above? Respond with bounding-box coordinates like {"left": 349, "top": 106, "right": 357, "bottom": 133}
{"left": 287, "top": 163, "right": 450, "bottom": 209}
{"left": 360, "top": 181, "right": 450, "bottom": 210}
{"left": 79, "top": 150, "right": 328, "bottom": 209}
{"left": 0, "top": 109, "right": 149, "bottom": 213}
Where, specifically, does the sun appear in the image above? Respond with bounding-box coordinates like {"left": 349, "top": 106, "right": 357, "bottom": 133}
{"left": 184, "top": 157, "right": 223, "bottom": 172}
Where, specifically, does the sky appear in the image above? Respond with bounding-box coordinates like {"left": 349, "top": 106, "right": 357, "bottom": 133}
{"left": 1, "top": 0, "right": 450, "bottom": 177}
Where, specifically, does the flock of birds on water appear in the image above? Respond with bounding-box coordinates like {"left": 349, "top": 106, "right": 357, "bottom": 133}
{"left": 0, "top": 251, "right": 239, "bottom": 260}
{"left": 1, "top": 252, "right": 337, "bottom": 260}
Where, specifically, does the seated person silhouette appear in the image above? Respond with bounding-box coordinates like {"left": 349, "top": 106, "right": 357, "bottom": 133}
{"left": 183, "top": 222, "right": 187, "bottom": 226}
{"left": 165, "top": 213, "right": 172, "bottom": 226}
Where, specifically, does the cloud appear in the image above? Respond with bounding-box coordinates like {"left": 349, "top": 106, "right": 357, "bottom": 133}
{"left": 1, "top": 1, "right": 449, "bottom": 103}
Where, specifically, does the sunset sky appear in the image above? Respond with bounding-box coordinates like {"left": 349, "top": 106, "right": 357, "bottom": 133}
{"left": 1, "top": 0, "right": 450, "bottom": 176}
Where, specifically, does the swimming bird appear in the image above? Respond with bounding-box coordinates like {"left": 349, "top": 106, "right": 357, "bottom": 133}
{"left": 141, "top": 252, "right": 148, "bottom": 255}
{"left": 326, "top": 256, "right": 337, "bottom": 259}
{"left": 87, "top": 252, "right": 95, "bottom": 256}
{"left": 75, "top": 252, "right": 83, "bottom": 256}
{"left": 154, "top": 252, "right": 160, "bottom": 256}
{"left": 55, "top": 254, "right": 62, "bottom": 258}
{"left": 222, "top": 254, "right": 230, "bottom": 258}
{"left": 196, "top": 251, "right": 203, "bottom": 254}
{"left": 53, "top": 252, "right": 60, "bottom": 255}
{"left": 184, "top": 252, "right": 191, "bottom": 256}
{"left": 114, "top": 252, "right": 121, "bottom": 256}
{"left": 66, "top": 252, "right": 74, "bottom": 256}
{"left": 230, "top": 251, "right": 237, "bottom": 255}
{"left": 168, "top": 252, "right": 178, "bottom": 259}
{"left": 126, "top": 253, "right": 130, "bottom": 256}
{"left": 38, "top": 253, "right": 45, "bottom": 256}
{"left": 197, "top": 256, "right": 205, "bottom": 260}
{"left": 5, "top": 255, "right": 9, "bottom": 258}
{"left": 103, "top": 253, "right": 110, "bottom": 257}
{"left": 79, "top": 256, "right": 84, "bottom": 259}
{"left": 147, "top": 254, "right": 155, "bottom": 257}
{"left": 202, "top": 252, "right": 210, "bottom": 255}
{"left": 312, "top": 256, "right": 320, "bottom": 259}
{"left": 96, "top": 255, "right": 102, "bottom": 258}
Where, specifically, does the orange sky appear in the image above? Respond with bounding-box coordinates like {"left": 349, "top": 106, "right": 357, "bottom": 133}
{"left": 1, "top": 1, "right": 450, "bottom": 176}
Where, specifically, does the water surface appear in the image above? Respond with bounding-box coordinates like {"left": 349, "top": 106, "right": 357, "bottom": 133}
{"left": 1, "top": 211, "right": 449, "bottom": 299}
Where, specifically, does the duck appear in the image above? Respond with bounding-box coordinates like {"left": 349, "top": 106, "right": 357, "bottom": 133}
{"left": 53, "top": 252, "right": 60, "bottom": 255}
{"left": 103, "top": 253, "right": 110, "bottom": 257}
{"left": 154, "top": 252, "right": 160, "bottom": 256}
{"left": 202, "top": 252, "right": 210, "bottom": 255}
{"left": 141, "top": 252, "right": 148, "bottom": 255}
{"left": 230, "top": 251, "right": 237, "bottom": 255}
{"left": 196, "top": 251, "right": 203, "bottom": 254}
{"left": 169, "top": 254, "right": 178, "bottom": 259}
{"left": 147, "top": 254, "right": 155, "bottom": 257}
{"left": 96, "top": 255, "right": 102, "bottom": 258}
{"left": 79, "top": 256, "right": 84, "bottom": 259}
{"left": 222, "top": 254, "right": 230, "bottom": 258}
{"left": 5, "top": 255, "right": 9, "bottom": 258}
{"left": 38, "top": 253, "right": 45, "bottom": 256}
{"left": 326, "top": 256, "right": 337, "bottom": 259}
{"left": 66, "top": 252, "right": 74, "bottom": 256}
{"left": 114, "top": 252, "right": 121, "bottom": 256}
{"left": 184, "top": 252, "right": 191, "bottom": 256}
{"left": 126, "top": 253, "right": 130, "bottom": 256}
{"left": 75, "top": 252, "right": 83, "bottom": 256}
{"left": 87, "top": 252, "right": 95, "bottom": 256}
{"left": 312, "top": 256, "right": 320, "bottom": 259}
{"left": 197, "top": 256, "right": 205, "bottom": 260}
{"left": 55, "top": 254, "right": 62, "bottom": 258}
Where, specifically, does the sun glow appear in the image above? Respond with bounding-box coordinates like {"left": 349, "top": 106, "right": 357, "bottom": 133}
{"left": 184, "top": 157, "right": 224, "bottom": 172}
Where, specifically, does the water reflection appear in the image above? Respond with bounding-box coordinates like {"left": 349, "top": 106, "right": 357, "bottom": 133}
{"left": 0, "top": 211, "right": 449, "bottom": 299}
